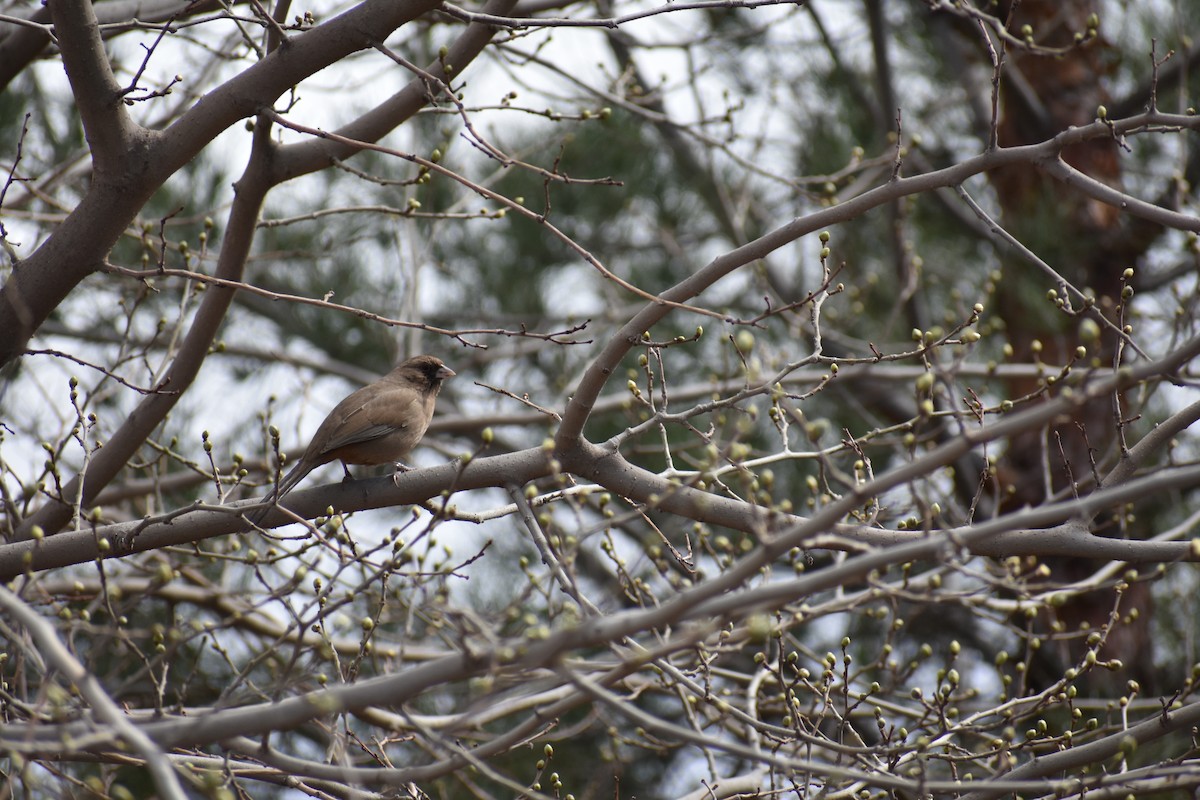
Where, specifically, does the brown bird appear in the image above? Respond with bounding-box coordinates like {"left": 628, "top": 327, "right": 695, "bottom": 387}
{"left": 251, "top": 355, "right": 455, "bottom": 523}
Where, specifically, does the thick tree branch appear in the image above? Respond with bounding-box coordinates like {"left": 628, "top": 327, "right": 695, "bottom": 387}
{"left": 47, "top": 0, "right": 133, "bottom": 171}
{"left": 0, "top": 0, "right": 444, "bottom": 368}
{"left": 1, "top": 448, "right": 552, "bottom": 578}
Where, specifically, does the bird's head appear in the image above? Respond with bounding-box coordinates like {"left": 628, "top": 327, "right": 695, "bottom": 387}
{"left": 395, "top": 355, "right": 455, "bottom": 392}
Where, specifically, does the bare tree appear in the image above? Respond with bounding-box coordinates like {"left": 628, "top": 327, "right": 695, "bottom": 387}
{"left": 1, "top": 0, "right": 1199, "bottom": 797}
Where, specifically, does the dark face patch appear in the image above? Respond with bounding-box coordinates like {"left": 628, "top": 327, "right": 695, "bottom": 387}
{"left": 402, "top": 356, "right": 452, "bottom": 393}
{"left": 422, "top": 360, "right": 445, "bottom": 383}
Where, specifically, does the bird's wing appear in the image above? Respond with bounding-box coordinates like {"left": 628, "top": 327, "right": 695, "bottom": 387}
{"left": 318, "top": 386, "right": 426, "bottom": 454}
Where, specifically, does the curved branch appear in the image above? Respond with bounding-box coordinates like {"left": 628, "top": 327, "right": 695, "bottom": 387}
{"left": 1041, "top": 154, "right": 1200, "bottom": 232}
{"left": 555, "top": 111, "right": 1200, "bottom": 445}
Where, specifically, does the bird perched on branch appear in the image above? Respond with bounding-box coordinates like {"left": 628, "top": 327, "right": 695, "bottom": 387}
{"left": 250, "top": 354, "right": 455, "bottom": 524}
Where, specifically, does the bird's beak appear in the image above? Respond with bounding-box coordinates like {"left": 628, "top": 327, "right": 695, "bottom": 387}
{"left": 438, "top": 365, "right": 456, "bottom": 380}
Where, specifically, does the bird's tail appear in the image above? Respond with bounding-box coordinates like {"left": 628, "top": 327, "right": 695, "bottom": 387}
{"left": 246, "top": 461, "right": 308, "bottom": 526}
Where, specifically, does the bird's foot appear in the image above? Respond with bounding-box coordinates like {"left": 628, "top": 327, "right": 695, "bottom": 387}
{"left": 391, "top": 462, "right": 414, "bottom": 487}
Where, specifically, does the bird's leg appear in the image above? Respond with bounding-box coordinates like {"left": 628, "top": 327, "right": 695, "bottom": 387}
{"left": 341, "top": 463, "right": 355, "bottom": 483}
